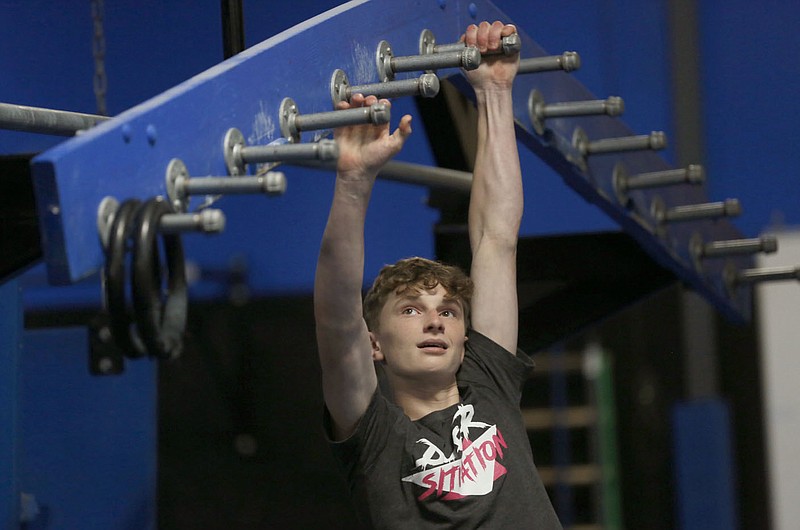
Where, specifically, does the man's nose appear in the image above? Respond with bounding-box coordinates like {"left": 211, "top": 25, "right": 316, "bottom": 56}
{"left": 425, "top": 312, "right": 444, "bottom": 331}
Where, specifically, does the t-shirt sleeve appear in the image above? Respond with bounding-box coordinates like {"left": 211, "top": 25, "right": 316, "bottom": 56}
{"left": 323, "top": 388, "right": 401, "bottom": 476}
{"left": 458, "top": 329, "right": 535, "bottom": 404}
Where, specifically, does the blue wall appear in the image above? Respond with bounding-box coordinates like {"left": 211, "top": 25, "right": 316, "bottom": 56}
{"left": 698, "top": 0, "right": 800, "bottom": 236}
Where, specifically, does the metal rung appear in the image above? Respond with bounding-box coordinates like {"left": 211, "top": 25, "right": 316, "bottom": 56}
{"left": 0, "top": 101, "right": 109, "bottom": 136}
{"left": 292, "top": 159, "right": 473, "bottom": 192}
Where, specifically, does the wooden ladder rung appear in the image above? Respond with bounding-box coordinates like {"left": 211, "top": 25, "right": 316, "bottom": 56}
{"left": 522, "top": 406, "right": 597, "bottom": 430}
{"left": 537, "top": 464, "right": 602, "bottom": 486}
{"left": 531, "top": 353, "right": 586, "bottom": 374}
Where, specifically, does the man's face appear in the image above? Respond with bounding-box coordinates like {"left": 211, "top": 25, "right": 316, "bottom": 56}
{"left": 371, "top": 284, "right": 467, "bottom": 385}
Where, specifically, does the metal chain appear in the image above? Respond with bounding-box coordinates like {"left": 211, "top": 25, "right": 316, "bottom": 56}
{"left": 92, "top": 0, "right": 108, "bottom": 116}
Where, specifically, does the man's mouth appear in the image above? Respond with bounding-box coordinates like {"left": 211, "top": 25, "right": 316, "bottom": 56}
{"left": 417, "top": 340, "right": 448, "bottom": 351}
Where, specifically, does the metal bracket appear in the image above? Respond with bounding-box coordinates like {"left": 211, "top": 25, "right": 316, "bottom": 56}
{"left": 376, "top": 40, "right": 394, "bottom": 82}
{"left": 419, "top": 28, "right": 436, "bottom": 56}
{"left": 223, "top": 127, "right": 246, "bottom": 176}
{"left": 165, "top": 158, "right": 190, "bottom": 212}
{"left": 330, "top": 69, "right": 350, "bottom": 107}
{"left": 279, "top": 97, "right": 300, "bottom": 143}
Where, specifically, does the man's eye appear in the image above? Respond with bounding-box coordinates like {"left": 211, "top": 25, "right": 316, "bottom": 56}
{"left": 441, "top": 310, "right": 456, "bottom": 318}
{"left": 402, "top": 307, "right": 419, "bottom": 315}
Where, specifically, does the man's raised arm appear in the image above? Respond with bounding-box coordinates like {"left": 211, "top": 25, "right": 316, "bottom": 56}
{"left": 314, "top": 94, "right": 412, "bottom": 440}
{"left": 464, "top": 21, "right": 522, "bottom": 354}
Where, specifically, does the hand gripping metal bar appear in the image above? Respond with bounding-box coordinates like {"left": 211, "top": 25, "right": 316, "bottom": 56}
{"left": 279, "top": 97, "right": 390, "bottom": 142}
{"left": 0, "top": 101, "right": 110, "bottom": 136}
{"left": 518, "top": 52, "right": 581, "bottom": 75}
{"left": 224, "top": 128, "right": 338, "bottom": 176}
{"left": 131, "top": 197, "right": 188, "bottom": 360}
{"left": 330, "top": 69, "right": 440, "bottom": 106}
{"left": 418, "top": 29, "right": 521, "bottom": 56}
{"left": 376, "top": 40, "right": 480, "bottom": 82}
{"left": 528, "top": 89, "right": 624, "bottom": 135}
{"left": 613, "top": 163, "right": 705, "bottom": 206}
{"left": 166, "top": 157, "right": 286, "bottom": 212}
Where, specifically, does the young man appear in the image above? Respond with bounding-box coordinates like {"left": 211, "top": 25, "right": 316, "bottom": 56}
{"left": 315, "top": 21, "right": 562, "bottom": 528}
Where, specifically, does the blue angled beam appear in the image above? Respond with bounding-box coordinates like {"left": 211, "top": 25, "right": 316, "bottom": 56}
{"left": 31, "top": 0, "right": 754, "bottom": 321}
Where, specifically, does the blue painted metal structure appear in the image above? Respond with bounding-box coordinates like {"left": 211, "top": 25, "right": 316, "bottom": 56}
{"left": 19, "top": 328, "right": 157, "bottom": 529}
{"left": 672, "top": 400, "right": 738, "bottom": 530}
{"left": 1, "top": 280, "right": 21, "bottom": 528}
{"left": 30, "top": 0, "right": 753, "bottom": 321}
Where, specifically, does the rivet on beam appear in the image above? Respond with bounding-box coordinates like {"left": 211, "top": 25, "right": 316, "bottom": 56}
{"left": 329, "top": 69, "right": 439, "bottom": 106}
{"left": 613, "top": 163, "right": 704, "bottom": 207}
{"left": 223, "top": 128, "right": 338, "bottom": 176}
{"left": 279, "top": 97, "right": 389, "bottom": 143}
{"left": 528, "top": 89, "right": 623, "bottom": 135}
{"left": 376, "top": 39, "right": 480, "bottom": 82}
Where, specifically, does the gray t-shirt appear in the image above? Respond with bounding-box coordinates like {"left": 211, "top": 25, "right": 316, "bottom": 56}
{"left": 325, "top": 330, "right": 562, "bottom": 529}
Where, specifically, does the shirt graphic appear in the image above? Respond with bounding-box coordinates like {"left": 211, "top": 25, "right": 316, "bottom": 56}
{"left": 401, "top": 403, "right": 508, "bottom": 501}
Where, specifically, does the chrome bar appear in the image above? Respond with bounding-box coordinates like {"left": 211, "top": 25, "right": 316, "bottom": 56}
{"left": 518, "top": 52, "right": 580, "bottom": 74}
{"left": 0, "top": 101, "right": 109, "bottom": 136}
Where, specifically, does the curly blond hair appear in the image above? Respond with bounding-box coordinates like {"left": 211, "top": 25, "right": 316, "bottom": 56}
{"left": 363, "top": 257, "right": 473, "bottom": 331}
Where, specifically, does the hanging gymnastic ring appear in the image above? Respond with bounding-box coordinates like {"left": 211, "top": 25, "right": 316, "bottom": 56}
{"left": 131, "top": 197, "right": 188, "bottom": 360}
{"left": 104, "top": 198, "right": 147, "bottom": 358}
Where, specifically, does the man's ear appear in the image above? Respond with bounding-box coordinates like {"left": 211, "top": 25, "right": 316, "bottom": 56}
{"left": 370, "top": 331, "right": 384, "bottom": 362}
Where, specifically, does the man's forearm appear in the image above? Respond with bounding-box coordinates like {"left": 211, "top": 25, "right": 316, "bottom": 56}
{"left": 315, "top": 177, "right": 373, "bottom": 329}
{"left": 469, "top": 87, "right": 523, "bottom": 249}
{"left": 463, "top": 21, "right": 523, "bottom": 352}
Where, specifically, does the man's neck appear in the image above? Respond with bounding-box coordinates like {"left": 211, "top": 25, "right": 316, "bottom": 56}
{"left": 390, "top": 377, "right": 461, "bottom": 421}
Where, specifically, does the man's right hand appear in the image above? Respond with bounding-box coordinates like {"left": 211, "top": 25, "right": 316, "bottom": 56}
{"left": 463, "top": 21, "right": 519, "bottom": 92}
{"left": 334, "top": 93, "right": 412, "bottom": 181}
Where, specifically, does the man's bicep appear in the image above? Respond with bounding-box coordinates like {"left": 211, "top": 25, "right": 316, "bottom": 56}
{"left": 469, "top": 240, "right": 519, "bottom": 355}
